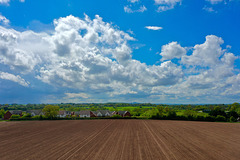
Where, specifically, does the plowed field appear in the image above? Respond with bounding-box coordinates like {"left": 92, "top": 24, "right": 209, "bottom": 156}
{"left": 0, "top": 120, "right": 239, "bottom": 160}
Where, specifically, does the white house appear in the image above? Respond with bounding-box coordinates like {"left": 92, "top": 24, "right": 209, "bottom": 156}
{"left": 26, "top": 110, "right": 44, "bottom": 117}
{"left": 58, "top": 111, "right": 72, "bottom": 118}
{"left": 95, "top": 110, "right": 111, "bottom": 117}
{"left": 78, "top": 110, "right": 96, "bottom": 118}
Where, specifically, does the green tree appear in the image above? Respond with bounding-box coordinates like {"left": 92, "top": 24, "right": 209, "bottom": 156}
{"left": 230, "top": 102, "right": 240, "bottom": 111}
{"left": 42, "top": 105, "right": 59, "bottom": 119}
{"left": 209, "top": 106, "right": 226, "bottom": 117}
{"left": 227, "top": 111, "right": 238, "bottom": 119}
{"left": 236, "top": 108, "right": 240, "bottom": 116}
{"left": 156, "top": 106, "right": 164, "bottom": 117}
{"left": 166, "top": 109, "right": 177, "bottom": 119}
{"left": 141, "top": 109, "right": 156, "bottom": 118}
{"left": 183, "top": 110, "right": 196, "bottom": 117}
{"left": 0, "top": 109, "right": 5, "bottom": 118}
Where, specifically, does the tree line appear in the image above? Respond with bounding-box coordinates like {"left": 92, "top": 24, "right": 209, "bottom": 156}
{"left": 1, "top": 102, "right": 240, "bottom": 122}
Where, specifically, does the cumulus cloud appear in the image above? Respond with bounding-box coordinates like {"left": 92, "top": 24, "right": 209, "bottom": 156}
{"left": 38, "top": 15, "right": 182, "bottom": 92}
{"left": 160, "top": 41, "right": 186, "bottom": 61}
{"left": 0, "top": 14, "right": 239, "bottom": 103}
{"left": 180, "top": 35, "right": 238, "bottom": 91}
{"left": 145, "top": 26, "right": 163, "bottom": 30}
{"left": 0, "top": 14, "right": 184, "bottom": 99}
{"left": 0, "top": 71, "right": 29, "bottom": 87}
{"left": 0, "top": 26, "right": 49, "bottom": 73}
{"left": 154, "top": 0, "right": 182, "bottom": 12}
{"left": 151, "top": 34, "right": 239, "bottom": 102}
{"left": 181, "top": 35, "right": 224, "bottom": 67}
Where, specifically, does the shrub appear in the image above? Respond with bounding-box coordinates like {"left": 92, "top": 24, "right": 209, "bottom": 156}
{"left": 32, "top": 115, "right": 40, "bottom": 119}
{"left": 11, "top": 115, "right": 20, "bottom": 119}
{"left": 151, "top": 113, "right": 163, "bottom": 119}
{"left": 229, "top": 116, "right": 237, "bottom": 122}
{"left": 39, "top": 115, "right": 44, "bottom": 120}
{"left": 71, "top": 115, "right": 77, "bottom": 119}
{"left": 112, "top": 114, "right": 122, "bottom": 118}
{"left": 177, "top": 115, "right": 187, "bottom": 120}
{"left": 22, "top": 113, "right": 31, "bottom": 118}
{"left": 186, "top": 115, "right": 194, "bottom": 121}
{"left": 205, "top": 115, "right": 216, "bottom": 122}
{"left": 215, "top": 115, "right": 226, "bottom": 122}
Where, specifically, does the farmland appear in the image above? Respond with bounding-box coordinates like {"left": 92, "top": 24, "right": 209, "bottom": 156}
{"left": 0, "top": 120, "right": 239, "bottom": 160}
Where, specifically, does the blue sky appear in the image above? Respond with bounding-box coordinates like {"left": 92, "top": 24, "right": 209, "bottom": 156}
{"left": 0, "top": 0, "right": 240, "bottom": 104}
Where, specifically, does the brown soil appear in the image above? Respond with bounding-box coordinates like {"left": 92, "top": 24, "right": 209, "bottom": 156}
{"left": 0, "top": 120, "right": 239, "bottom": 160}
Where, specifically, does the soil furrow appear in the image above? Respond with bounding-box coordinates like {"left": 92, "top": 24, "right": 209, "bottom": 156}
{"left": 0, "top": 120, "right": 239, "bottom": 160}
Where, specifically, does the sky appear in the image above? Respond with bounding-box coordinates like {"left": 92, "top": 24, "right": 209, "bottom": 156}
{"left": 0, "top": 0, "right": 240, "bottom": 104}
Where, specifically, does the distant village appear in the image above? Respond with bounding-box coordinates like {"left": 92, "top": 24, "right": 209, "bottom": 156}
{"left": 3, "top": 110, "right": 131, "bottom": 120}
{"left": 1, "top": 103, "right": 239, "bottom": 122}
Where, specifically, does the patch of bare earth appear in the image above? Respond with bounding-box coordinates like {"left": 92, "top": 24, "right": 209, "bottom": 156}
{"left": 0, "top": 120, "right": 239, "bottom": 160}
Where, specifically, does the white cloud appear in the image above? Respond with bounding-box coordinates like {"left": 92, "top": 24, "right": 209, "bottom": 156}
{"left": 64, "top": 93, "right": 90, "bottom": 99}
{"left": 157, "top": 5, "right": 174, "bottom": 12}
{"left": 37, "top": 36, "right": 181, "bottom": 91}
{"left": 203, "top": 6, "right": 217, "bottom": 13}
{"left": 150, "top": 34, "right": 239, "bottom": 102}
{"left": 204, "top": 0, "right": 237, "bottom": 14}
{"left": 128, "top": 0, "right": 139, "bottom": 3}
{"left": 0, "top": 0, "right": 9, "bottom": 5}
{"left": 0, "top": 0, "right": 24, "bottom": 5}
{"left": 221, "top": 52, "right": 238, "bottom": 66}
{"left": 0, "top": 14, "right": 239, "bottom": 103}
{"left": 124, "top": 6, "right": 132, "bottom": 13}
{"left": 124, "top": 5, "right": 147, "bottom": 13}
{"left": 0, "top": 71, "right": 29, "bottom": 87}
{"left": 154, "top": 0, "right": 182, "bottom": 5}
{"left": 127, "top": 29, "right": 134, "bottom": 35}
{"left": 206, "top": 0, "right": 224, "bottom": 5}
{"left": 145, "top": 26, "right": 163, "bottom": 30}
{"left": 160, "top": 41, "right": 186, "bottom": 61}
{"left": 0, "top": 14, "right": 9, "bottom": 25}
{"left": 224, "top": 74, "right": 240, "bottom": 95}
{"left": 154, "top": 0, "right": 182, "bottom": 12}
{"left": 0, "top": 26, "right": 48, "bottom": 74}
{"left": 181, "top": 35, "right": 224, "bottom": 67}
{"left": 0, "top": 14, "right": 183, "bottom": 98}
